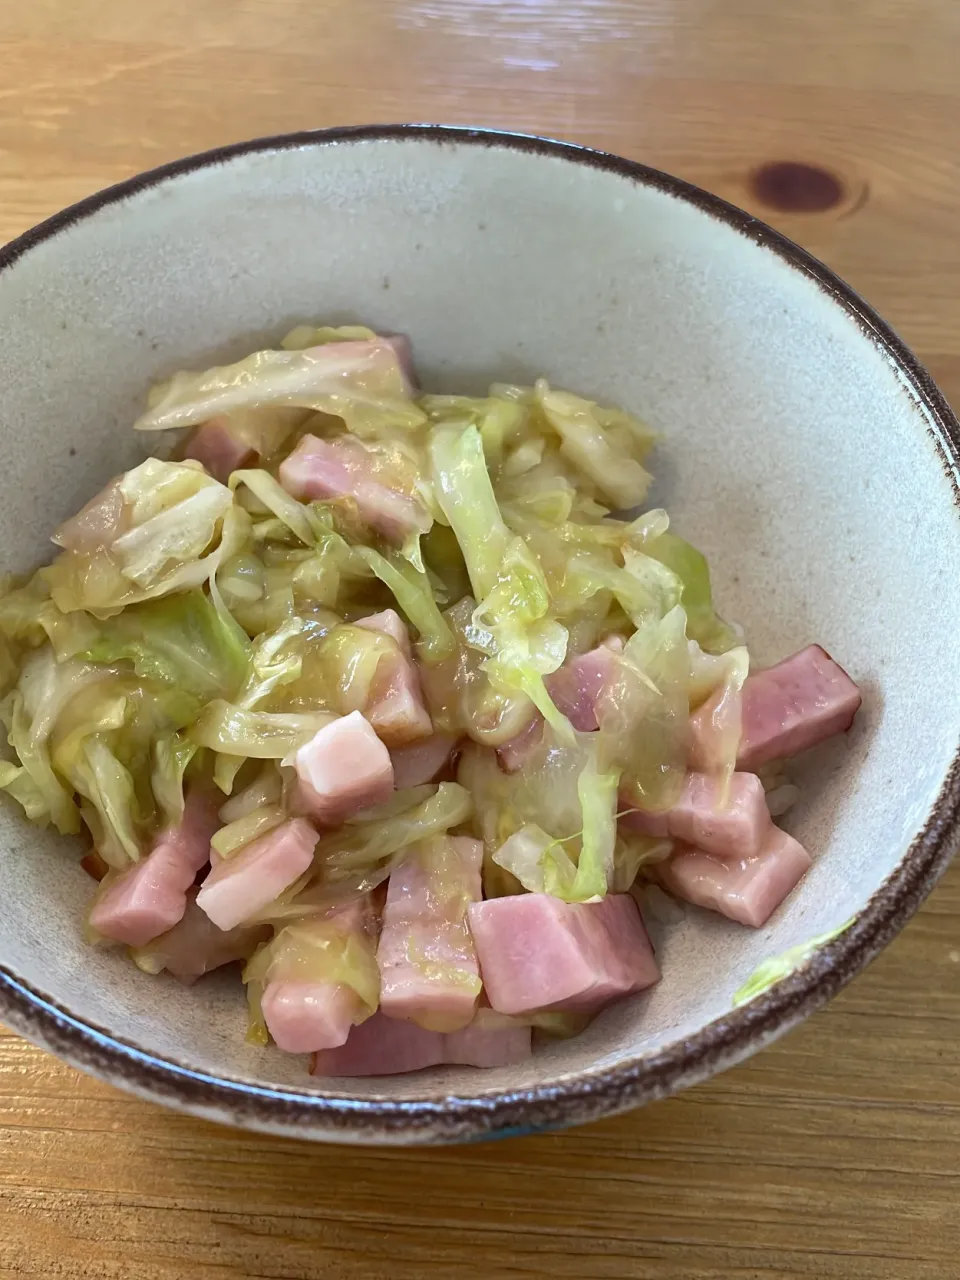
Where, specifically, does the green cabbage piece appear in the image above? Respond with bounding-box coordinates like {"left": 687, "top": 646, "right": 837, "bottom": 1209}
{"left": 311, "top": 782, "right": 473, "bottom": 894}
{"left": 0, "top": 649, "right": 110, "bottom": 833}
{"left": 599, "top": 605, "right": 690, "bottom": 812}
{"left": 356, "top": 546, "right": 454, "bottom": 661}
{"left": 430, "top": 424, "right": 572, "bottom": 741}
{"left": 78, "top": 589, "right": 250, "bottom": 705}
{"left": 563, "top": 751, "right": 619, "bottom": 901}
{"left": 151, "top": 731, "right": 198, "bottom": 827}
{"left": 491, "top": 824, "right": 567, "bottom": 895}
{"left": 51, "top": 675, "right": 198, "bottom": 865}
{"left": 211, "top": 803, "right": 286, "bottom": 857}
{"left": 421, "top": 394, "right": 526, "bottom": 470}
{"left": 43, "top": 461, "right": 245, "bottom": 615}
{"left": 281, "top": 324, "right": 377, "bottom": 350}
{"left": 419, "top": 598, "right": 537, "bottom": 746}
{"left": 190, "top": 703, "right": 334, "bottom": 759}
{"left": 0, "top": 761, "right": 49, "bottom": 824}
{"left": 429, "top": 423, "right": 512, "bottom": 602}
{"left": 236, "top": 618, "right": 306, "bottom": 709}
{"left": 536, "top": 381, "right": 653, "bottom": 509}
{"left": 70, "top": 736, "right": 142, "bottom": 864}
{"left": 218, "top": 763, "right": 282, "bottom": 823}
{"left": 479, "top": 738, "right": 618, "bottom": 902}
{"left": 134, "top": 342, "right": 425, "bottom": 436}
{"left": 732, "top": 919, "right": 855, "bottom": 1007}
{"left": 646, "top": 532, "right": 740, "bottom": 654}
{"left": 208, "top": 613, "right": 325, "bottom": 788}
{"left": 231, "top": 469, "right": 324, "bottom": 546}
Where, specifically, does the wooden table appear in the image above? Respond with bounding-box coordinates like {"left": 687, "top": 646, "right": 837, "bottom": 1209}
{"left": 1, "top": 2, "right": 959, "bottom": 1275}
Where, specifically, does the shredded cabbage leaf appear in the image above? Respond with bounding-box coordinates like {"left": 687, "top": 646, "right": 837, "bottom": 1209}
{"left": 732, "top": 919, "right": 855, "bottom": 1007}
{"left": 134, "top": 341, "right": 425, "bottom": 436}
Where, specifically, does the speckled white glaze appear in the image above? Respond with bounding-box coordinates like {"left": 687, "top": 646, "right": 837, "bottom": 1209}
{"left": 0, "top": 128, "right": 958, "bottom": 1143}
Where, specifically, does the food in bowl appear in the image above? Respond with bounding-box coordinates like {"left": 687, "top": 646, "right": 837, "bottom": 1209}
{"left": 0, "top": 324, "right": 861, "bottom": 1077}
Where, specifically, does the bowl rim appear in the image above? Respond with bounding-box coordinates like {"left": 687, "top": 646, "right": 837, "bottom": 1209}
{"left": 1, "top": 122, "right": 958, "bottom": 1144}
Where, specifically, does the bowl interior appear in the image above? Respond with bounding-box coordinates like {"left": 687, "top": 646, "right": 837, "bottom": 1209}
{"left": 1, "top": 132, "right": 958, "bottom": 1128}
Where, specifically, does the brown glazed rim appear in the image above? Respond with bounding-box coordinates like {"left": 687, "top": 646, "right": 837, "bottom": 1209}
{"left": 1, "top": 124, "right": 958, "bottom": 1144}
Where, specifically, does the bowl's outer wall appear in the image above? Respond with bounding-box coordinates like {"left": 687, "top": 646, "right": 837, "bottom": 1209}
{"left": 0, "top": 131, "right": 958, "bottom": 1140}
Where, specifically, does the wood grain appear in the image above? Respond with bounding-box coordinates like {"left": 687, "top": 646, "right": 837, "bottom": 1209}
{"left": 1, "top": 1, "right": 958, "bottom": 1275}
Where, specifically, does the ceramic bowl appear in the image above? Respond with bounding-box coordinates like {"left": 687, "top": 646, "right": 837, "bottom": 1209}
{"left": 0, "top": 125, "right": 958, "bottom": 1145}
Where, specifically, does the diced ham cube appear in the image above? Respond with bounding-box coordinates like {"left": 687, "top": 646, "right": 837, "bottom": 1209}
{"left": 182, "top": 418, "right": 256, "bottom": 483}
{"left": 498, "top": 637, "right": 624, "bottom": 765}
{"left": 356, "top": 610, "right": 433, "bottom": 747}
{"left": 89, "top": 789, "right": 220, "bottom": 946}
{"left": 737, "top": 645, "right": 862, "bottom": 769}
{"left": 390, "top": 732, "right": 460, "bottom": 789}
{"left": 292, "top": 712, "right": 395, "bottom": 825}
{"left": 262, "top": 982, "right": 365, "bottom": 1054}
{"left": 279, "top": 433, "right": 430, "bottom": 542}
{"left": 260, "top": 899, "right": 379, "bottom": 1053}
{"left": 468, "top": 893, "right": 660, "bottom": 1016}
{"left": 196, "top": 818, "right": 318, "bottom": 931}
{"left": 443, "top": 1018, "right": 532, "bottom": 1068}
{"left": 665, "top": 772, "right": 770, "bottom": 858}
{"left": 545, "top": 637, "right": 623, "bottom": 733}
{"left": 309, "top": 1010, "right": 531, "bottom": 1076}
{"left": 377, "top": 837, "right": 483, "bottom": 1031}
{"left": 311, "top": 1011, "right": 445, "bottom": 1076}
{"left": 356, "top": 608, "right": 411, "bottom": 656}
{"left": 620, "top": 772, "right": 770, "bottom": 859}
{"left": 137, "top": 892, "right": 269, "bottom": 983}
{"left": 656, "top": 825, "right": 812, "bottom": 927}
{"left": 497, "top": 714, "right": 544, "bottom": 773}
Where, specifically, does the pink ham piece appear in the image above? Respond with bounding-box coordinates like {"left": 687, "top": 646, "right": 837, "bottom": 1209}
{"left": 279, "top": 433, "right": 430, "bottom": 543}
{"left": 196, "top": 818, "right": 318, "bottom": 931}
{"left": 656, "top": 825, "right": 812, "bottom": 927}
{"left": 355, "top": 610, "right": 433, "bottom": 747}
{"left": 545, "top": 637, "right": 624, "bottom": 733}
{"left": 390, "top": 732, "right": 460, "bottom": 789}
{"left": 292, "top": 711, "right": 395, "bottom": 825}
{"left": 737, "top": 645, "right": 862, "bottom": 770}
{"left": 136, "top": 892, "right": 269, "bottom": 983}
{"left": 313, "top": 1011, "right": 445, "bottom": 1076}
{"left": 260, "top": 899, "right": 378, "bottom": 1054}
{"left": 182, "top": 418, "right": 256, "bottom": 483}
{"left": 262, "top": 982, "right": 364, "bottom": 1054}
{"left": 444, "top": 1016, "right": 532, "bottom": 1067}
{"left": 309, "top": 1010, "right": 531, "bottom": 1076}
{"left": 498, "top": 637, "right": 625, "bottom": 766}
{"left": 377, "top": 837, "right": 483, "bottom": 1031}
{"left": 468, "top": 892, "right": 660, "bottom": 1017}
{"left": 89, "top": 789, "right": 221, "bottom": 947}
{"left": 620, "top": 771, "right": 771, "bottom": 859}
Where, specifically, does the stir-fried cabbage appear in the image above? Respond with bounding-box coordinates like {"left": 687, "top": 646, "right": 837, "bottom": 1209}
{"left": 0, "top": 317, "right": 760, "bottom": 1057}
{"left": 43, "top": 461, "right": 244, "bottom": 615}
{"left": 134, "top": 341, "right": 425, "bottom": 436}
